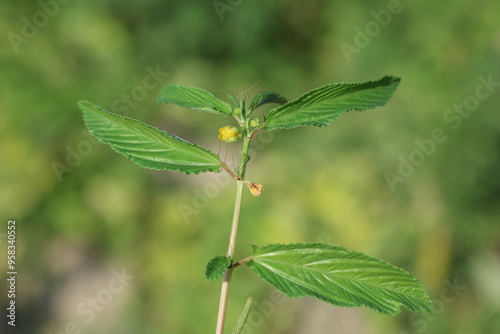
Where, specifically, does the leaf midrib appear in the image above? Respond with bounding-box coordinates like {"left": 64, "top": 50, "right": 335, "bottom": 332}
{"left": 254, "top": 253, "right": 422, "bottom": 300}
{"left": 268, "top": 83, "right": 374, "bottom": 118}
{"left": 92, "top": 109, "right": 220, "bottom": 166}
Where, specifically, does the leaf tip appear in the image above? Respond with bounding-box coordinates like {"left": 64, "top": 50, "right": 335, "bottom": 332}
{"left": 77, "top": 100, "right": 93, "bottom": 111}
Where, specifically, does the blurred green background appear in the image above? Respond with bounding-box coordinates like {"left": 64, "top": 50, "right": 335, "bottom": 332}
{"left": 1, "top": 0, "right": 500, "bottom": 333}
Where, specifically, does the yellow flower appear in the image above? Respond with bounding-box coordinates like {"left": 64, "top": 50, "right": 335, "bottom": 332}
{"left": 218, "top": 126, "right": 241, "bottom": 143}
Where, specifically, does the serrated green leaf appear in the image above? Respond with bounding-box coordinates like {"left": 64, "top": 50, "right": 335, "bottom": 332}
{"left": 264, "top": 76, "right": 400, "bottom": 130}
{"left": 79, "top": 101, "right": 221, "bottom": 174}
{"left": 156, "top": 84, "right": 233, "bottom": 115}
{"left": 232, "top": 297, "right": 253, "bottom": 334}
{"left": 248, "top": 243, "right": 433, "bottom": 315}
{"left": 205, "top": 256, "right": 231, "bottom": 281}
{"left": 249, "top": 91, "right": 287, "bottom": 111}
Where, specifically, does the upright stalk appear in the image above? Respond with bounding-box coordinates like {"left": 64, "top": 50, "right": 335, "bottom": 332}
{"left": 215, "top": 180, "right": 243, "bottom": 334}
{"left": 215, "top": 134, "right": 252, "bottom": 334}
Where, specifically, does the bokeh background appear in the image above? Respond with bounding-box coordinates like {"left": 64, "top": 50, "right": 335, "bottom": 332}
{"left": 1, "top": 0, "right": 500, "bottom": 333}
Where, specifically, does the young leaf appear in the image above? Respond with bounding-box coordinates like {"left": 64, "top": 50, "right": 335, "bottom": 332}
{"left": 205, "top": 256, "right": 231, "bottom": 281}
{"left": 247, "top": 243, "right": 433, "bottom": 315}
{"left": 232, "top": 297, "right": 253, "bottom": 334}
{"left": 79, "top": 101, "right": 222, "bottom": 174}
{"left": 156, "top": 84, "right": 233, "bottom": 115}
{"left": 264, "top": 76, "right": 400, "bottom": 130}
{"left": 249, "top": 91, "right": 287, "bottom": 111}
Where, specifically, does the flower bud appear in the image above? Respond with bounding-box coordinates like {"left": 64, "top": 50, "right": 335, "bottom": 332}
{"left": 245, "top": 181, "right": 263, "bottom": 196}
{"left": 249, "top": 118, "right": 260, "bottom": 128}
{"left": 218, "top": 126, "right": 242, "bottom": 143}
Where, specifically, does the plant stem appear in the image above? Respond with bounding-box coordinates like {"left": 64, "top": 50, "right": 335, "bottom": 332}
{"left": 215, "top": 135, "right": 252, "bottom": 334}
{"left": 226, "top": 180, "right": 244, "bottom": 258}
{"left": 215, "top": 180, "right": 243, "bottom": 334}
{"left": 238, "top": 133, "right": 252, "bottom": 180}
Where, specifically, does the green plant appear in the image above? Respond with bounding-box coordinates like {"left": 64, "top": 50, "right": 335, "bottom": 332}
{"left": 78, "top": 75, "right": 433, "bottom": 333}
